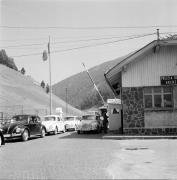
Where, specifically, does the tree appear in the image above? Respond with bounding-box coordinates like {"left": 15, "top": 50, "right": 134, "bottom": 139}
{"left": 41, "top": 80, "right": 45, "bottom": 88}
{"left": 0, "top": 49, "right": 18, "bottom": 71}
{"left": 21, "top": 67, "right": 26, "bottom": 75}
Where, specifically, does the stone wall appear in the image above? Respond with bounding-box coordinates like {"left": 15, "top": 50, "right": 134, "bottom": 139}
{"left": 122, "top": 87, "right": 144, "bottom": 128}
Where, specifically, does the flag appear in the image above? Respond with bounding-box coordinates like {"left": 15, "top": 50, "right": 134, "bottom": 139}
{"left": 42, "top": 50, "right": 48, "bottom": 61}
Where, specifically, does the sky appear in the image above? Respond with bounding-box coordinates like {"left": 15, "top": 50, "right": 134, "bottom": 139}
{"left": 1, "top": 0, "right": 177, "bottom": 85}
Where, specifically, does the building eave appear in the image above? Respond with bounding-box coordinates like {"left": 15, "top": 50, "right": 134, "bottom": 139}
{"left": 105, "top": 39, "right": 177, "bottom": 82}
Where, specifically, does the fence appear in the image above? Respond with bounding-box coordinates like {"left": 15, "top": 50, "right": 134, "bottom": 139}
{"left": 0, "top": 105, "right": 49, "bottom": 123}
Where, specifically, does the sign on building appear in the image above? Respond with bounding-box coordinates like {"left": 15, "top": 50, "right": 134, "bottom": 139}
{"left": 160, "top": 76, "right": 177, "bottom": 85}
{"left": 107, "top": 99, "right": 121, "bottom": 104}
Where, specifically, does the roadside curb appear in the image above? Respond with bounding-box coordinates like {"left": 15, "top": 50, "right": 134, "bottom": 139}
{"left": 102, "top": 135, "right": 177, "bottom": 140}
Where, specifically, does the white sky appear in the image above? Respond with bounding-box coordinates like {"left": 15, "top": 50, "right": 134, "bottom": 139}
{"left": 1, "top": 0, "right": 177, "bottom": 84}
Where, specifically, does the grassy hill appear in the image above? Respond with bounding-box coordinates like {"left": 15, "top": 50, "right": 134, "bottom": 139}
{"left": 52, "top": 56, "right": 125, "bottom": 110}
{"left": 0, "top": 65, "right": 83, "bottom": 118}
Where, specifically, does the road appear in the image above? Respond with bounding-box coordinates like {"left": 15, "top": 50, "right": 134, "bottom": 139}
{"left": 1, "top": 132, "right": 177, "bottom": 179}
{"left": 0, "top": 132, "right": 117, "bottom": 179}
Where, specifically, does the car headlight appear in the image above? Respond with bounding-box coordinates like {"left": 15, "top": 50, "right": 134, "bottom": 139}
{"left": 15, "top": 127, "right": 21, "bottom": 133}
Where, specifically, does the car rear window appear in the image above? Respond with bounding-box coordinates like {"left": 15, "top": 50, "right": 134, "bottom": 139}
{"left": 12, "top": 115, "right": 29, "bottom": 121}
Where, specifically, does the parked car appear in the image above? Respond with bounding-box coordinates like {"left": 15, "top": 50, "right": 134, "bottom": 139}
{"left": 42, "top": 115, "right": 65, "bottom": 135}
{"left": 64, "top": 116, "right": 81, "bottom": 131}
{"left": 2, "top": 114, "right": 46, "bottom": 141}
{"left": 0, "top": 129, "right": 5, "bottom": 147}
{"left": 77, "top": 112, "right": 102, "bottom": 134}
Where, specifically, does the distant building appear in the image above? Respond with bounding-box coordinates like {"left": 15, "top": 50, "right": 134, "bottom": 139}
{"left": 105, "top": 39, "right": 177, "bottom": 135}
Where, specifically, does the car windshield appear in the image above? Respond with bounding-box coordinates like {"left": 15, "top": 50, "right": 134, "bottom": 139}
{"left": 82, "top": 115, "right": 96, "bottom": 120}
{"left": 44, "top": 117, "right": 55, "bottom": 121}
{"left": 12, "top": 115, "right": 29, "bottom": 121}
{"left": 64, "top": 117, "right": 75, "bottom": 121}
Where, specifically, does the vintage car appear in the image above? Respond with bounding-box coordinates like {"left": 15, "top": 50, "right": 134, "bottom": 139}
{"left": 42, "top": 115, "right": 65, "bottom": 135}
{"left": 77, "top": 112, "right": 102, "bottom": 134}
{"left": 2, "top": 114, "right": 46, "bottom": 141}
{"left": 64, "top": 116, "right": 81, "bottom": 131}
{"left": 0, "top": 129, "right": 5, "bottom": 147}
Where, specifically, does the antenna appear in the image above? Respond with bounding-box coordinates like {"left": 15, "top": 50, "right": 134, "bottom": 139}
{"left": 82, "top": 62, "right": 106, "bottom": 105}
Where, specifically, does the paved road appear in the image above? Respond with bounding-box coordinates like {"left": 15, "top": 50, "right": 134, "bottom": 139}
{"left": 0, "top": 132, "right": 119, "bottom": 179}
{"left": 1, "top": 132, "right": 177, "bottom": 179}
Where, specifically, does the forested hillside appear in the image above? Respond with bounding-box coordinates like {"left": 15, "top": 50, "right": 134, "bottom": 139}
{"left": 53, "top": 56, "right": 125, "bottom": 110}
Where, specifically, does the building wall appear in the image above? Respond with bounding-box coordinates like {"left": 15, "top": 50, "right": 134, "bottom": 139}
{"left": 120, "top": 45, "right": 177, "bottom": 135}
{"left": 122, "top": 46, "right": 177, "bottom": 87}
{"left": 122, "top": 87, "right": 144, "bottom": 128}
{"left": 122, "top": 86, "right": 177, "bottom": 135}
{"left": 144, "top": 110, "right": 177, "bottom": 127}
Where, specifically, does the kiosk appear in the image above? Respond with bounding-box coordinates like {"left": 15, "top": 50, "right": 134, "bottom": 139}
{"left": 107, "top": 99, "right": 122, "bottom": 132}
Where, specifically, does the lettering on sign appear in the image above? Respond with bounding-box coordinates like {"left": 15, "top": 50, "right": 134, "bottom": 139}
{"left": 160, "top": 76, "right": 177, "bottom": 85}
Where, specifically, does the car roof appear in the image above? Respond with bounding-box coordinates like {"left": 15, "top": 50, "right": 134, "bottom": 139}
{"left": 44, "top": 115, "right": 60, "bottom": 117}
{"left": 64, "top": 116, "right": 78, "bottom": 118}
{"left": 13, "top": 114, "right": 39, "bottom": 117}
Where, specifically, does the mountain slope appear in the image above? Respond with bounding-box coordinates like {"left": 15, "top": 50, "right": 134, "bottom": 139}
{"left": 53, "top": 56, "right": 125, "bottom": 110}
{"left": 0, "top": 65, "right": 83, "bottom": 118}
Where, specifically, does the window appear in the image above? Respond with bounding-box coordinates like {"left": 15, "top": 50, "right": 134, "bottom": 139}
{"left": 144, "top": 87, "right": 173, "bottom": 108}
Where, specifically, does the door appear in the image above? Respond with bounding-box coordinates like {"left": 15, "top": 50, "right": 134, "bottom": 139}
{"left": 108, "top": 104, "right": 122, "bottom": 132}
{"left": 29, "top": 116, "right": 41, "bottom": 135}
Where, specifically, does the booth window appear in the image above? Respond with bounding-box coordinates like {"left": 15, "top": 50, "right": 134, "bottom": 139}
{"left": 144, "top": 87, "right": 173, "bottom": 109}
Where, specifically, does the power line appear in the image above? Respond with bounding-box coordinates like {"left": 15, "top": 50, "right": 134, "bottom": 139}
{"left": 0, "top": 32, "right": 154, "bottom": 50}
{"left": 11, "top": 33, "right": 155, "bottom": 58}
{"left": 1, "top": 31, "right": 176, "bottom": 44}
{"left": 52, "top": 33, "right": 155, "bottom": 53}
{"left": 1, "top": 25, "right": 177, "bottom": 30}
{"left": 0, "top": 42, "right": 46, "bottom": 49}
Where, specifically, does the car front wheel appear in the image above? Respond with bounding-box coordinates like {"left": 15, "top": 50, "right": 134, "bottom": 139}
{"left": 41, "top": 128, "right": 45, "bottom": 138}
{"left": 22, "top": 129, "right": 29, "bottom": 141}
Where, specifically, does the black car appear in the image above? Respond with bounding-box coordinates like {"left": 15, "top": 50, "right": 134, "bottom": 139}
{"left": 0, "top": 129, "right": 5, "bottom": 147}
{"left": 2, "top": 114, "right": 46, "bottom": 141}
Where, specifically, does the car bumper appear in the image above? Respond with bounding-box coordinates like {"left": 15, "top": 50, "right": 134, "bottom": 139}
{"left": 79, "top": 126, "right": 97, "bottom": 131}
{"left": 4, "top": 133, "right": 21, "bottom": 138}
{"left": 45, "top": 126, "right": 55, "bottom": 133}
{"left": 65, "top": 124, "right": 75, "bottom": 130}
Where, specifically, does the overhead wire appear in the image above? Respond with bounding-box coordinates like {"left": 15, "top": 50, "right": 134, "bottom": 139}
{"left": 1, "top": 31, "right": 176, "bottom": 45}
{"left": 11, "top": 33, "right": 155, "bottom": 58}
{"left": 0, "top": 32, "right": 155, "bottom": 50}
{"left": 1, "top": 25, "right": 177, "bottom": 30}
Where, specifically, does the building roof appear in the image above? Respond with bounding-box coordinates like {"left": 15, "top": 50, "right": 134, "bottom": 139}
{"left": 104, "top": 39, "right": 177, "bottom": 81}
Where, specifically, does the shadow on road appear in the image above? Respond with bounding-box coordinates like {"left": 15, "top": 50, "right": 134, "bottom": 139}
{"left": 5, "top": 136, "right": 42, "bottom": 143}
{"left": 59, "top": 131, "right": 104, "bottom": 140}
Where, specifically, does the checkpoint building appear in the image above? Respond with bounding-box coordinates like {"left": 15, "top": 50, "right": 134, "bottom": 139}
{"left": 105, "top": 38, "right": 177, "bottom": 135}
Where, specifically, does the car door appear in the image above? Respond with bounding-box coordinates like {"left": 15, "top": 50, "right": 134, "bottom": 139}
{"left": 29, "top": 116, "right": 41, "bottom": 135}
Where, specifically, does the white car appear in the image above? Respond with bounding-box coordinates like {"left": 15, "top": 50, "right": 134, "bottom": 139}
{"left": 77, "top": 112, "right": 102, "bottom": 134}
{"left": 64, "top": 116, "right": 81, "bottom": 131}
{"left": 42, "top": 115, "right": 65, "bottom": 135}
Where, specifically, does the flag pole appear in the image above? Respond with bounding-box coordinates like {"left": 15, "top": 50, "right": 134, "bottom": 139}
{"left": 48, "top": 36, "right": 52, "bottom": 115}
{"left": 82, "top": 62, "right": 105, "bottom": 105}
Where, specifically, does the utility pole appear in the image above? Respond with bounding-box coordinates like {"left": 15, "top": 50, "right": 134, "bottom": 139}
{"left": 157, "top": 29, "right": 160, "bottom": 41}
{"left": 82, "top": 62, "right": 106, "bottom": 105}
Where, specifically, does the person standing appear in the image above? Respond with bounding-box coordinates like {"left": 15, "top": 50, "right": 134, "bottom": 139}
{"left": 102, "top": 110, "right": 108, "bottom": 134}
